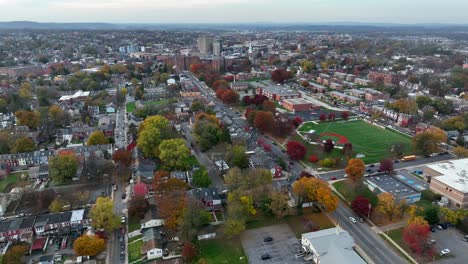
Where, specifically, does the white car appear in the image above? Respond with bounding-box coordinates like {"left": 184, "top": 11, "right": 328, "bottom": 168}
{"left": 440, "top": 249, "right": 451, "bottom": 256}
{"left": 349, "top": 217, "right": 357, "bottom": 223}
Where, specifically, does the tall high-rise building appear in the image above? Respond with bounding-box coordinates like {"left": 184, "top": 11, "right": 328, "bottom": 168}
{"left": 213, "top": 40, "right": 222, "bottom": 56}
{"left": 198, "top": 35, "right": 214, "bottom": 54}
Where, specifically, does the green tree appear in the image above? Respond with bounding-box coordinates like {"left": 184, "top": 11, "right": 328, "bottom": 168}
{"left": 49, "top": 154, "right": 78, "bottom": 184}
{"left": 227, "top": 145, "right": 249, "bottom": 169}
{"left": 0, "top": 98, "right": 7, "bottom": 113}
{"left": 192, "top": 166, "right": 211, "bottom": 188}
{"left": 415, "top": 96, "right": 432, "bottom": 109}
{"left": 137, "top": 115, "right": 170, "bottom": 157}
{"left": 178, "top": 199, "right": 211, "bottom": 240}
{"left": 12, "top": 137, "right": 35, "bottom": 153}
{"left": 158, "top": 138, "right": 190, "bottom": 170}
{"left": 90, "top": 197, "right": 121, "bottom": 232}
{"left": 423, "top": 207, "right": 439, "bottom": 225}
{"left": 87, "top": 131, "right": 109, "bottom": 145}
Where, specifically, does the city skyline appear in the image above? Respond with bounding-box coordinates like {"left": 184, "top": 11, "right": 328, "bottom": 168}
{"left": 1, "top": 0, "right": 468, "bottom": 24}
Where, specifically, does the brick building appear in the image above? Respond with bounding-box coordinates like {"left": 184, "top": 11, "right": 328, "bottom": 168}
{"left": 282, "top": 98, "right": 316, "bottom": 112}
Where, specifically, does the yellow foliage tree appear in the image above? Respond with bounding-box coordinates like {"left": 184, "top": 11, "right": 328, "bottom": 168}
{"left": 292, "top": 177, "right": 338, "bottom": 212}
{"left": 240, "top": 195, "right": 256, "bottom": 215}
{"left": 377, "top": 193, "right": 398, "bottom": 222}
{"left": 87, "top": 130, "right": 109, "bottom": 146}
{"left": 73, "top": 235, "right": 106, "bottom": 256}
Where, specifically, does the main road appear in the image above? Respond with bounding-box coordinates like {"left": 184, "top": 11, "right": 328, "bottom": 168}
{"left": 331, "top": 201, "right": 407, "bottom": 264}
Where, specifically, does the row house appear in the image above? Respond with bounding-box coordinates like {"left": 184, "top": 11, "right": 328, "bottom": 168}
{"left": 0, "top": 150, "right": 54, "bottom": 170}
{"left": 368, "top": 71, "right": 403, "bottom": 86}
{"left": 363, "top": 88, "right": 386, "bottom": 101}
{"left": 308, "top": 82, "right": 327, "bottom": 93}
{"left": 330, "top": 91, "right": 361, "bottom": 104}
{"left": 347, "top": 89, "right": 366, "bottom": 98}
{"left": 372, "top": 106, "right": 414, "bottom": 127}
{"left": 230, "top": 81, "right": 249, "bottom": 91}
{"left": 354, "top": 78, "right": 372, "bottom": 86}
{"left": 330, "top": 82, "right": 344, "bottom": 90}
{"left": 34, "top": 209, "right": 90, "bottom": 237}
{"left": 0, "top": 217, "right": 37, "bottom": 243}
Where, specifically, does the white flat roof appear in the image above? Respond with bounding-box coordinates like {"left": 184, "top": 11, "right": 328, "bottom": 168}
{"left": 70, "top": 209, "right": 85, "bottom": 222}
{"left": 428, "top": 158, "right": 468, "bottom": 193}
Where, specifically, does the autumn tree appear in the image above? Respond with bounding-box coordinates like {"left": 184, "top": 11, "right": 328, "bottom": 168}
{"left": 309, "top": 155, "right": 319, "bottom": 163}
{"left": 87, "top": 130, "right": 109, "bottom": 145}
{"left": 153, "top": 172, "right": 189, "bottom": 195}
{"left": 128, "top": 196, "right": 150, "bottom": 219}
{"left": 49, "top": 154, "right": 78, "bottom": 184}
{"left": 112, "top": 149, "right": 132, "bottom": 166}
{"left": 323, "top": 139, "right": 335, "bottom": 153}
{"left": 269, "top": 191, "right": 291, "bottom": 218}
{"left": 158, "top": 190, "right": 187, "bottom": 230}
{"left": 292, "top": 177, "right": 338, "bottom": 212}
{"left": 182, "top": 241, "right": 198, "bottom": 262}
{"left": 73, "top": 235, "right": 106, "bottom": 256}
{"left": 345, "top": 158, "right": 365, "bottom": 183}
{"left": 137, "top": 115, "right": 170, "bottom": 157}
{"left": 351, "top": 196, "right": 371, "bottom": 217}
{"left": 328, "top": 113, "right": 335, "bottom": 121}
{"left": 262, "top": 100, "right": 276, "bottom": 114}
{"left": 271, "top": 68, "right": 292, "bottom": 84}
{"left": 379, "top": 159, "right": 394, "bottom": 173}
{"left": 341, "top": 111, "right": 349, "bottom": 120}
{"left": 454, "top": 146, "right": 468, "bottom": 159}
{"left": 412, "top": 127, "right": 447, "bottom": 156}
{"left": 15, "top": 110, "right": 40, "bottom": 129}
{"left": 48, "top": 105, "right": 70, "bottom": 127}
{"left": 377, "top": 193, "right": 398, "bottom": 222}
{"left": 212, "top": 79, "right": 229, "bottom": 91}
{"left": 12, "top": 137, "right": 35, "bottom": 153}
{"left": 192, "top": 166, "right": 211, "bottom": 188}
{"left": 403, "top": 223, "right": 433, "bottom": 257}
{"left": 286, "top": 141, "right": 307, "bottom": 160}
{"left": 90, "top": 197, "right": 120, "bottom": 233}
{"left": 319, "top": 113, "right": 327, "bottom": 122}
{"left": 49, "top": 198, "right": 67, "bottom": 213}
{"left": 253, "top": 111, "right": 274, "bottom": 132}
{"left": 439, "top": 207, "right": 468, "bottom": 225}
{"left": 292, "top": 116, "right": 303, "bottom": 127}
{"left": 2, "top": 244, "right": 29, "bottom": 264}
{"left": 219, "top": 89, "right": 240, "bottom": 105}
{"left": 158, "top": 138, "right": 190, "bottom": 171}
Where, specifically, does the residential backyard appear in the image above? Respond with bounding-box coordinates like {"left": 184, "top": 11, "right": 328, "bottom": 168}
{"left": 0, "top": 171, "right": 28, "bottom": 193}
{"left": 128, "top": 239, "right": 144, "bottom": 263}
{"left": 298, "top": 120, "right": 412, "bottom": 164}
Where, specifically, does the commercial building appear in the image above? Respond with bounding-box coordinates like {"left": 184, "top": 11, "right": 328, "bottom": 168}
{"left": 198, "top": 35, "right": 214, "bottom": 54}
{"left": 365, "top": 174, "right": 423, "bottom": 204}
{"left": 213, "top": 40, "right": 222, "bottom": 56}
{"left": 282, "top": 98, "right": 316, "bottom": 112}
{"left": 256, "top": 86, "right": 301, "bottom": 102}
{"left": 301, "top": 228, "right": 366, "bottom": 264}
{"left": 426, "top": 159, "right": 468, "bottom": 208}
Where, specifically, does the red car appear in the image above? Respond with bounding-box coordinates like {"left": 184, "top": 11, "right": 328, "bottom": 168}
{"left": 330, "top": 177, "right": 337, "bottom": 180}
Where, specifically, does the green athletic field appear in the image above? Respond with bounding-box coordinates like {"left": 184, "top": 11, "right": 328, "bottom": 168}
{"left": 298, "top": 120, "right": 412, "bottom": 163}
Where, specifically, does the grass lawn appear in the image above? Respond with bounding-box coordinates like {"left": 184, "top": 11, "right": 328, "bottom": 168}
{"left": 333, "top": 180, "right": 378, "bottom": 205}
{"left": 0, "top": 172, "right": 27, "bottom": 193}
{"left": 387, "top": 227, "right": 404, "bottom": 243}
{"left": 298, "top": 120, "right": 412, "bottom": 164}
{"left": 143, "top": 99, "right": 173, "bottom": 106}
{"left": 286, "top": 211, "right": 335, "bottom": 237}
{"left": 291, "top": 133, "right": 346, "bottom": 168}
{"left": 128, "top": 239, "right": 143, "bottom": 263}
{"left": 197, "top": 238, "right": 248, "bottom": 264}
{"left": 126, "top": 102, "right": 136, "bottom": 113}
{"left": 128, "top": 216, "right": 140, "bottom": 233}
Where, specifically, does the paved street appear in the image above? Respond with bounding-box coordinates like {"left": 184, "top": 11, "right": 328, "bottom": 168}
{"left": 330, "top": 201, "right": 406, "bottom": 264}
{"left": 318, "top": 153, "right": 455, "bottom": 181}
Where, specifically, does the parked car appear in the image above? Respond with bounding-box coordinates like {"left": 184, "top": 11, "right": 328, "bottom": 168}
{"left": 463, "top": 235, "right": 468, "bottom": 242}
{"left": 263, "top": 236, "right": 273, "bottom": 243}
{"left": 349, "top": 217, "right": 357, "bottom": 223}
{"left": 121, "top": 216, "right": 126, "bottom": 224}
{"left": 440, "top": 249, "right": 451, "bottom": 256}
{"left": 359, "top": 218, "right": 364, "bottom": 223}
{"left": 261, "top": 254, "right": 271, "bottom": 260}
{"left": 430, "top": 227, "right": 436, "bottom": 232}
{"left": 121, "top": 193, "right": 126, "bottom": 199}
{"left": 435, "top": 224, "right": 444, "bottom": 230}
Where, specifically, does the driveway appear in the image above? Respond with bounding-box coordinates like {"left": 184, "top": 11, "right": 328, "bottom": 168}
{"left": 432, "top": 227, "right": 468, "bottom": 264}
{"left": 240, "top": 224, "right": 307, "bottom": 264}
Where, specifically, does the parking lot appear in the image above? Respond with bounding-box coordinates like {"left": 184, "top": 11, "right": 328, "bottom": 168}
{"left": 240, "top": 224, "right": 309, "bottom": 264}
{"left": 431, "top": 227, "right": 468, "bottom": 264}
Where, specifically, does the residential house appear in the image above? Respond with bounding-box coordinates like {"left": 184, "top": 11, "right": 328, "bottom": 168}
{"left": 28, "top": 164, "right": 49, "bottom": 182}
{"left": 187, "top": 187, "right": 224, "bottom": 211}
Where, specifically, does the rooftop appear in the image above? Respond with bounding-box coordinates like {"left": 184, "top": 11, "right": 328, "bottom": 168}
{"left": 302, "top": 228, "right": 365, "bottom": 264}
{"left": 427, "top": 158, "right": 468, "bottom": 193}
{"left": 366, "top": 173, "right": 421, "bottom": 199}
{"left": 283, "top": 98, "right": 312, "bottom": 105}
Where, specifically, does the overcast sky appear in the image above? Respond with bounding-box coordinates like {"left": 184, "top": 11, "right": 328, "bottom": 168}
{"left": 0, "top": 0, "right": 467, "bottom": 24}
